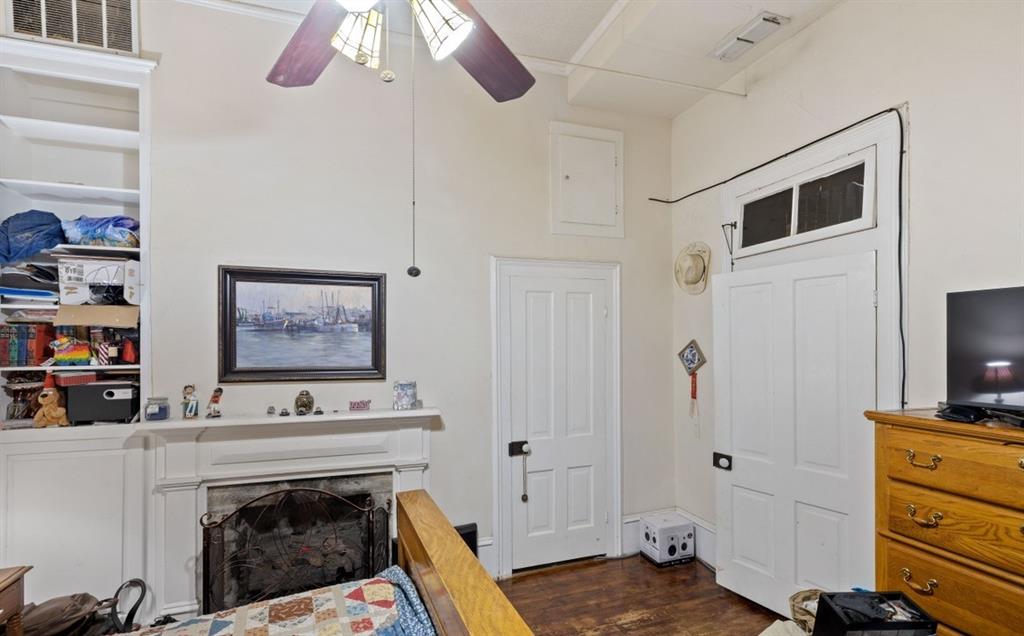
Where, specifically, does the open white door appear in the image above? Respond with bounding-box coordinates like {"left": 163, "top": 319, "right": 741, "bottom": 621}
{"left": 713, "top": 252, "right": 877, "bottom": 616}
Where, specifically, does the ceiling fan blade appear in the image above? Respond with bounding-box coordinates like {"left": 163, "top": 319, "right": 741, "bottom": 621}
{"left": 451, "top": 0, "right": 536, "bottom": 102}
{"left": 267, "top": 0, "right": 347, "bottom": 87}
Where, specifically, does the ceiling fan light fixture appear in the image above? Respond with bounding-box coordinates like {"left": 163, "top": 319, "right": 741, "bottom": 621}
{"left": 337, "top": 0, "right": 378, "bottom": 12}
{"left": 331, "top": 8, "right": 384, "bottom": 69}
{"left": 410, "top": 0, "right": 474, "bottom": 61}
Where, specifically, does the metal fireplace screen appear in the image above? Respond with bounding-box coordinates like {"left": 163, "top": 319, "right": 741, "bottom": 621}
{"left": 201, "top": 487, "right": 390, "bottom": 613}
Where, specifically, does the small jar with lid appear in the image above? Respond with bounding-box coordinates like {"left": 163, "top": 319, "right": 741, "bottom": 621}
{"left": 145, "top": 397, "right": 170, "bottom": 421}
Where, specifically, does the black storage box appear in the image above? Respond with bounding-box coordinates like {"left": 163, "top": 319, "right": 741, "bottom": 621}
{"left": 67, "top": 381, "right": 139, "bottom": 424}
{"left": 811, "top": 592, "right": 937, "bottom": 636}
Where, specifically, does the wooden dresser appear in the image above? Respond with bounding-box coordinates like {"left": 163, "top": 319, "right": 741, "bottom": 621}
{"left": 867, "top": 410, "right": 1024, "bottom": 635}
{"left": 0, "top": 566, "right": 31, "bottom": 636}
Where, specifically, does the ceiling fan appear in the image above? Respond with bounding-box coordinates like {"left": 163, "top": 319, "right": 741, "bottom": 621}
{"left": 267, "top": 0, "right": 536, "bottom": 102}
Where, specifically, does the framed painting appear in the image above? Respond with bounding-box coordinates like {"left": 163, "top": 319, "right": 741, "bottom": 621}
{"left": 218, "top": 266, "right": 386, "bottom": 382}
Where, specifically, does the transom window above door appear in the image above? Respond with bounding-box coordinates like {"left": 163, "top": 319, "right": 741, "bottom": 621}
{"left": 736, "top": 147, "right": 876, "bottom": 257}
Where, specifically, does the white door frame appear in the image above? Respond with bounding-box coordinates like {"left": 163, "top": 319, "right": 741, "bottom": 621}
{"left": 491, "top": 257, "right": 623, "bottom": 578}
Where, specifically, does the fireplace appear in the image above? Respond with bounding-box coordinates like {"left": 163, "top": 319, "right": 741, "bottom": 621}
{"left": 200, "top": 474, "right": 391, "bottom": 613}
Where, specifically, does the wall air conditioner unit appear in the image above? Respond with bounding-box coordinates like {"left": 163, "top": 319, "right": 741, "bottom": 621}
{"left": 709, "top": 11, "right": 789, "bottom": 63}
{"left": 3, "top": 0, "right": 139, "bottom": 55}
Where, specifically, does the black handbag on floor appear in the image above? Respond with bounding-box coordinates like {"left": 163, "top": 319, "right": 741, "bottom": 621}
{"left": 19, "top": 579, "right": 146, "bottom": 636}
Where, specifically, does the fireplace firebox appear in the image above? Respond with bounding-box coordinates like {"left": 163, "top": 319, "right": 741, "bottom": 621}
{"left": 201, "top": 487, "right": 390, "bottom": 613}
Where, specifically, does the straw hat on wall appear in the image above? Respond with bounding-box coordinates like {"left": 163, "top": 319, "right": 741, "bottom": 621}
{"left": 674, "top": 242, "right": 711, "bottom": 295}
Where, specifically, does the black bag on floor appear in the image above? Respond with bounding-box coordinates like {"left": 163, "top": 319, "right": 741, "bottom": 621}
{"left": 19, "top": 579, "right": 146, "bottom": 636}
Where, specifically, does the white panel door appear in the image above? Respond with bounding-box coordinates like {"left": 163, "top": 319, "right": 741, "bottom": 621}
{"left": 507, "top": 271, "right": 609, "bottom": 569}
{"left": 713, "top": 252, "right": 876, "bottom": 615}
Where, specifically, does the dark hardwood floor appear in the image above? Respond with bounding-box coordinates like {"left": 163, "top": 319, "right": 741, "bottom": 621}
{"left": 498, "top": 556, "right": 780, "bottom": 635}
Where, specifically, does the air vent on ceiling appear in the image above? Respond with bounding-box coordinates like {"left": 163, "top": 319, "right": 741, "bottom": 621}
{"left": 709, "top": 11, "right": 790, "bottom": 63}
{"left": 7, "top": 0, "right": 137, "bottom": 55}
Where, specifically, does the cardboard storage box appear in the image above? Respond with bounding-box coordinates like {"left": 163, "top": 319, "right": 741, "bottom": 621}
{"left": 58, "top": 258, "right": 140, "bottom": 305}
{"left": 54, "top": 304, "right": 140, "bottom": 328}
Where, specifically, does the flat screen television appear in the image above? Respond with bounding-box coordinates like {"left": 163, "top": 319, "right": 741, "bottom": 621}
{"left": 947, "top": 286, "right": 1024, "bottom": 412}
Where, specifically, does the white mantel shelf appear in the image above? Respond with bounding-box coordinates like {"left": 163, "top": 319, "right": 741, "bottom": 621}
{"left": 134, "top": 407, "right": 441, "bottom": 435}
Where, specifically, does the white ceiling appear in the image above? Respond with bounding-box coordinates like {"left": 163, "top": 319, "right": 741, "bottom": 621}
{"left": 226, "top": 0, "right": 840, "bottom": 118}
{"left": 561, "top": 0, "right": 840, "bottom": 117}
{"left": 471, "top": 0, "right": 618, "bottom": 62}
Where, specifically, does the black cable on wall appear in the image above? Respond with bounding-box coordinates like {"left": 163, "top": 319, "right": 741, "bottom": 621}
{"left": 653, "top": 107, "right": 908, "bottom": 408}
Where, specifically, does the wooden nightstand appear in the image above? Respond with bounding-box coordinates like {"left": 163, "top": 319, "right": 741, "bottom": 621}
{"left": 0, "top": 566, "right": 31, "bottom": 636}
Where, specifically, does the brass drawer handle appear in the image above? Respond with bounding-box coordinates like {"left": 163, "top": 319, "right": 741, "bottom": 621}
{"left": 906, "top": 504, "right": 943, "bottom": 528}
{"left": 900, "top": 568, "right": 939, "bottom": 595}
{"left": 905, "top": 449, "right": 942, "bottom": 470}
{"left": 1018, "top": 457, "right": 1023, "bottom": 470}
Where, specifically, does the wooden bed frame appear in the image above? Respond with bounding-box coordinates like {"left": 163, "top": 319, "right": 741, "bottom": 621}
{"left": 396, "top": 490, "right": 532, "bottom": 635}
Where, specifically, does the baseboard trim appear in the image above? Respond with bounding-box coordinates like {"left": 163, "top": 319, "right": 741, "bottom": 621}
{"left": 477, "top": 536, "right": 498, "bottom": 577}
{"left": 480, "top": 508, "right": 717, "bottom": 579}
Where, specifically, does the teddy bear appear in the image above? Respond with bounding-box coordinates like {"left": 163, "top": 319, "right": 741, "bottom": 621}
{"left": 34, "top": 375, "right": 69, "bottom": 428}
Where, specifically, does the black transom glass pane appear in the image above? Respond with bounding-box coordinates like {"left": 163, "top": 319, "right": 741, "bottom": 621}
{"left": 742, "top": 189, "right": 793, "bottom": 248}
{"left": 797, "top": 163, "right": 865, "bottom": 233}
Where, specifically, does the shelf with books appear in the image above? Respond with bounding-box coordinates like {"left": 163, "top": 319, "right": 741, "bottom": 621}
{"left": 0, "top": 40, "right": 151, "bottom": 432}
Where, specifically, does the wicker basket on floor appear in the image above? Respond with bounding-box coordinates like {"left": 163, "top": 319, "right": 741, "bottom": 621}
{"left": 789, "top": 589, "right": 824, "bottom": 633}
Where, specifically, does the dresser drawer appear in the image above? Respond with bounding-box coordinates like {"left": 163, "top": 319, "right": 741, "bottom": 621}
{"left": 879, "top": 538, "right": 1024, "bottom": 636}
{"left": 882, "top": 427, "right": 1024, "bottom": 509}
{"left": 887, "top": 480, "right": 1024, "bottom": 576}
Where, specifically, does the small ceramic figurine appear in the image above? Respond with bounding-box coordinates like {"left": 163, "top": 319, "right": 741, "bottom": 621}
{"left": 313, "top": 406, "right": 324, "bottom": 415}
{"left": 182, "top": 384, "right": 200, "bottom": 419}
{"left": 279, "top": 408, "right": 290, "bottom": 416}
{"left": 295, "top": 390, "right": 315, "bottom": 416}
{"left": 206, "top": 387, "right": 223, "bottom": 419}
{"left": 266, "top": 405, "right": 276, "bottom": 416}
{"left": 33, "top": 375, "right": 69, "bottom": 428}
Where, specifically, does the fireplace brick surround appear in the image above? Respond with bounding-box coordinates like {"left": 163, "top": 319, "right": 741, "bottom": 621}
{"left": 136, "top": 408, "right": 439, "bottom": 620}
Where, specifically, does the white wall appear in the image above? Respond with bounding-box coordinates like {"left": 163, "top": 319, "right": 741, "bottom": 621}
{"left": 671, "top": 0, "right": 1024, "bottom": 523}
{"left": 139, "top": 0, "right": 675, "bottom": 541}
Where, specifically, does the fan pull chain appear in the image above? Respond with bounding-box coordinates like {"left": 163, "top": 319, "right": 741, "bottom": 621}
{"left": 407, "top": 2, "right": 420, "bottom": 278}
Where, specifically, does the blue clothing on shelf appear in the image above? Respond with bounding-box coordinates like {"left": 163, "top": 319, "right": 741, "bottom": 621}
{"left": 0, "top": 210, "right": 65, "bottom": 264}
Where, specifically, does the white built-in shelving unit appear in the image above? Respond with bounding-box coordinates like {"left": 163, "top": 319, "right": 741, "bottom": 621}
{"left": 0, "top": 36, "right": 155, "bottom": 608}
{"left": 0, "top": 36, "right": 154, "bottom": 418}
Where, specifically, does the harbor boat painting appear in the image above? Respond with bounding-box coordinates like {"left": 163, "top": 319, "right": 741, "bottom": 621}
{"left": 219, "top": 266, "right": 385, "bottom": 382}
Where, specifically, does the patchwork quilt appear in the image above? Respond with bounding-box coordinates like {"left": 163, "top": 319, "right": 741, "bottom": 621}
{"left": 132, "top": 567, "right": 435, "bottom": 636}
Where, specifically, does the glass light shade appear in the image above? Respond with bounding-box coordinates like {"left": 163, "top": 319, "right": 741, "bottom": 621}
{"left": 410, "top": 0, "right": 474, "bottom": 61}
{"left": 338, "top": 0, "right": 378, "bottom": 12}
{"left": 331, "top": 9, "right": 383, "bottom": 69}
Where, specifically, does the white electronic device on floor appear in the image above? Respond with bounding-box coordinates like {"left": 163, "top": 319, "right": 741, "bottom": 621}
{"left": 640, "top": 512, "right": 695, "bottom": 566}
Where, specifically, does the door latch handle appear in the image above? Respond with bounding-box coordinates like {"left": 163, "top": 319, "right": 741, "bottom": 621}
{"left": 713, "top": 452, "right": 733, "bottom": 471}
{"left": 509, "top": 440, "right": 530, "bottom": 456}
{"left": 510, "top": 440, "right": 531, "bottom": 502}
